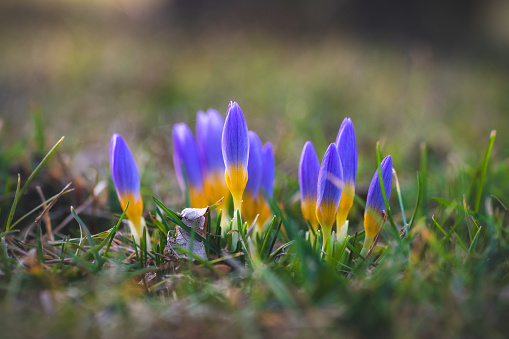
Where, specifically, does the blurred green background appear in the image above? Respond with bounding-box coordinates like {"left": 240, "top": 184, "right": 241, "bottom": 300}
{"left": 1, "top": 0, "right": 508, "bottom": 197}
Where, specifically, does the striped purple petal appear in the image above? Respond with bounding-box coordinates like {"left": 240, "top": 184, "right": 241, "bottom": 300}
{"left": 196, "top": 109, "right": 225, "bottom": 175}
{"left": 316, "top": 143, "right": 343, "bottom": 228}
{"left": 172, "top": 123, "right": 204, "bottom": 191}
{"left": 245, "top": 131, "right": 263, "bottom": 196}
{"left": 335, "top": 118, "right": 357, "bottom": 185}
{"left": 366, "top": 155, "right": 393, "bottom": 213}
{"left": 261, "top": 142, "right": 275, "bottom": 199}
{"left": 109, "top": 133, "right": 140, "bottom": 198}
{"left": 221, "top": 101, "right": 249, "bottom": 177}
{"left": 298, "top": 141, "right": 320, "bottom": 202}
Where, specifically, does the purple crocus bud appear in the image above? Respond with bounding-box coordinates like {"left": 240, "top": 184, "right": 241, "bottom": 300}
{"left": 316, "top": 143, "right": 343, "bottom": 237}
{"left": 109, "top": 133, "right": 145, "bottom": 244}
{"left": 363, "top": 155, "right": 393, "bottom": 250}
{"left": 299, "top": 141, "right": 320, "bottom": 233}
{"left": 221, "top": 101, "right": 249, "bottom": 213}
{"left": 172, "top": 123, "right": 207, "bottom": 207}
{"left": 335, "top": 118, "right": 357, "bottom": 229}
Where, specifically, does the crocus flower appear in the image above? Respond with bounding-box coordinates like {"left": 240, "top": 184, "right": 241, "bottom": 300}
{"left": 110, "top": 133, "right": 148, "bottom": 247}
{"left": 196, "top": 109, "right": 229, "bottom": 205}
{"left": 243, "top": 131, "right": 263, "bottom": 226}
{"left": 221, "top": 101, "right": 249, "bottom": 214}
{"left": 316, "top": 143, "right": 343, "bottom": 250}
{"left": 335, "top": 118, "right": 357, "bottom": 239}
{"left": 363, "top": 155, "right": 393, "bottom": 251}
{"left": 172, "top": 123, "right": 207, "bottom": 208}
{"left": 299, "top": 141, "right": 320, "bottom": 234}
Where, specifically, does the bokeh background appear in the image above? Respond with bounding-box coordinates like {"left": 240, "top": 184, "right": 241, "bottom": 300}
{"left": 1, "top": 0, "right": 509, "bottom": 205}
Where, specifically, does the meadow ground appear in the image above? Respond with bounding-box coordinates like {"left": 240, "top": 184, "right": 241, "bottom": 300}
{"left": 1, "top": 1, "right": 509, "bottom": 338}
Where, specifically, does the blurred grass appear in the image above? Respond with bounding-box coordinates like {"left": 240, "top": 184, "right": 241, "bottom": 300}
{"left": 1, "top": 1, "right": 508, "bottom": 174}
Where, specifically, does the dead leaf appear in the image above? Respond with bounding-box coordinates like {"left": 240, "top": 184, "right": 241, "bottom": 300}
{"left": 166, "top": 207, "right": 209, "bottom": 261}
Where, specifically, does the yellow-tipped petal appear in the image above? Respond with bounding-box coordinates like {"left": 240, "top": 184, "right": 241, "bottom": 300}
{"left": 336, "top": 183, "right": 355, "bottom": 230}
{"left": 225, "top": 165, "right": 248, "bottom": 213}
{"left": 301, "top": 197, "right": 319, "bottom": 233}
{"left": 119, "top": 192, "right": 144, "bottom": 225}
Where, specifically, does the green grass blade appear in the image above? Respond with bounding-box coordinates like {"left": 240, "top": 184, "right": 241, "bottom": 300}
{"left": 5, "top": 175, "right": 21, "bottom": 232}
{"left": 71, "top": 206, "right": 101, "bottom": 268}
{"left": 260, "top": 216, "right": 276, "bottom": 259}
{"left": 36, "top": 222, "right": 44, "bottom": 263}
{"left": 407, "top": 171, "right": 423, "bottom": 233}
{"left": 393, "top": 169, "right": 407, "bottom": 226}
{"left": 469, "top": 226, "right": 482, "bottom": 254}
{"left": 10, "top": 188, "right": 74, "bottom": 230}
{"left": 100, "top": 203, "right": 128, "bottom": 257}
{"left": 267, "top": 219, "right": 283, "bottom": 258}
{"left": 474, "top": 130, "right": 496, "bottom": 213}
{"left": 6, "top": 136, "right": 65, "bottom": 231}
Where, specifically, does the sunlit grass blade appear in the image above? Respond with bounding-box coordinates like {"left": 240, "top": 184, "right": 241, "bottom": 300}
{"left": 393, "top": 169, "right": 407, "bottom": 226}
{"left": 469, "top": 226, "right": 482, "bottom": 254}
{"left": 5, "top": 175, "right": 20, "bottom": 232}
{"left": 268, "top": 240, "right": 295, "bottom": 260}
{"left": 474, "top": 130, "right": 496, "bottom": 213}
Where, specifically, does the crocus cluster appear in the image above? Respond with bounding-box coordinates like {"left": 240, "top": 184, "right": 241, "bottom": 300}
{"left": 109, "top": 101, "right": 276, "bottom": 246}
{"left": 171, "top": 102, "right": 275, "bottom": 228}
{"left": 298, "top": 118, "right": 393, "bottom": 252}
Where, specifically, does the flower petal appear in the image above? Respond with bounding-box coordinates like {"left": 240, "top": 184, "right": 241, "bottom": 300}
{"left": 109, "top": 133, "right": 140, "bottom": 199}
{"left": 245, "top": 131, "right": 263, "bottom": 197}
{"left": 316, "top": 143, "right": 343, "bottom": 230}
{"left": 335, "top": 117, "right": 357, "bottom": 185}
{"left": 261, "top": 142, "right": 275, "bottom": 199}
{"left": 222, "top": 101, "right": 249, "bottom": 178}
{"left": 172, "top": 123, "right": 204, "bottom": 191}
